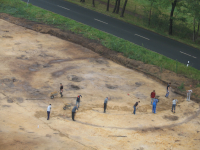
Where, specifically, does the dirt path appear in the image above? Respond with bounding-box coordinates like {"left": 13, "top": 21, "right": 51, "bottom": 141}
{"left": 0, "top": 18, "right": 200, "bottom": 150}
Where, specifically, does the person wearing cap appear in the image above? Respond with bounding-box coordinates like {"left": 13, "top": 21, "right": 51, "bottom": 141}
{"left": 76, "top": 95, "right": 82, "bottom": 108}
{"left": 60, "top": 83, "right": 63, "bottom": 97}
{"left": 47, "top": 104, "right": 51, "bottom": 120}
{"left": 104, "top": 97, "right": 109, "bottom": 113}
{"left": 172, "top": 99, "right": 178, "bottom": 113}
{"left": 72, "top": 105, "right": 78, "bottom": 121}
{"left": 133, "top": 101, "right": 140, "bottom": 114}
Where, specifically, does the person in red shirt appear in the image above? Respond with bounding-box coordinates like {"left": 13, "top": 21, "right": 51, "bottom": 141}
{"left": 150, "top": 90, "right": 156, "bottom": 105}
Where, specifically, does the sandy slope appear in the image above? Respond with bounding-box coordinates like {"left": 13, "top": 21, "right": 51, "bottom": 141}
{"left": 0, "top": 19, "right": 200, "bottom": 150}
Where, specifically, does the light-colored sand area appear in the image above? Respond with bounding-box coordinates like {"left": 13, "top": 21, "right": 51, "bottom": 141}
{"left": 0, "top": 19, "right": 200, "bottom": 150}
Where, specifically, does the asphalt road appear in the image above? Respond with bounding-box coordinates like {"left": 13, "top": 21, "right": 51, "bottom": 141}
{"left": 22, "top": 0, "right": 200, "bottom": 70}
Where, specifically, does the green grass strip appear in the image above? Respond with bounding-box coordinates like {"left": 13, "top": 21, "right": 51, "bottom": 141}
{"left": 1, "top": 0, "right": 200, "bottom": 81}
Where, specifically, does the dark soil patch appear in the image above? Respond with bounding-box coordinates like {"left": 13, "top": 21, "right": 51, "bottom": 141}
{"left": 163, "top": 115, "right": 179, "bottom": 121}
{"left": 1, "top": 13, "right": 200, "bottom": 102}
{"left": 38, "top": 53, "right": 52, "bottom": 58}
{"left": 16, "top": 97, "right": 23, "bottom": 103}
{"left": 29, "top": 63, "right": 40, "bottom": 72}
{"left": 70, "top": 85, "right": 80, "bottom": 90}
{"left": 16, "top": 55, "right": 28, "bottom": 60}
{"left": 43, "top": 64, "right": 52, "bottom": 68}
{"left": 7, "top": 98, "right": 14, "bottom": 103}
{"left": 2, "top": 35, "right": 13, "bottom": 38}
{"left": 49, "top": 59, "right": 71, "bottom": 64}
{"left": 2, "top": 105, "right": 11, "bottom": 107}
{"left": 46, "top": 134, "right": 52, "bottom": 138}
{"left": 135, "top": 82, "right": 142, "bottom": 87}
{"left": 95, "top": 58, "right": 109, "bottom": 65}
{"left": 183, "top": 111, "right": 194, "bottom": 116}
{"left": 106, "top": 84, "right": 118, "bottom": 89}
{"left": 67, "top": 75, "right": 83, "bottom": 82}
{"left": 134, "top": 92, "right": 147, "bottom": 99}
{"left": 52, "top": 66, "right": 76, "bottom": 77}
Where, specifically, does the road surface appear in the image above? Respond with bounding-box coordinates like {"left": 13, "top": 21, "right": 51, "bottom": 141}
{"left": 23, "top": 0, "right": 200, "bottom": 70}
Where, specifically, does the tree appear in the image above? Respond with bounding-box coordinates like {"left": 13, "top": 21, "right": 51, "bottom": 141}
{"left": 116, "top": 0, "right": 121, "bottom": 14}
{"left": 120, "top": 0, "right": 128, "bottom": 17}
{"left": 181, "top": 0, "right": 200, "bottom": 41}
{"left": 107, "top": 0, "right": 110, "bottom": 11}
{"left": 147, "top": 0, "right": 158, "bottom": 26}
{"left": 93, "top": 0, "right": 95, "bottom": 7}
{"left": 113, "top": 0, "right": 118, "bottom": 13}
{"left": 169, "top": 0, "right": 178, "bottom": 35}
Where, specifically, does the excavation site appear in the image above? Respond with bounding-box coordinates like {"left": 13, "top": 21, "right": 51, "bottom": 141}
{"left": 0, "top": 18, "right": 200, "bottom": 150}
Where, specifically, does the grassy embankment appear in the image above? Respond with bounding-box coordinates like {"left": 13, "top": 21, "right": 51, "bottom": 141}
{"left": 64, "top": 0, "right": 200, "bottom": 50}
{"left": 0, "top": 0, "right": 200, "bottom": 81}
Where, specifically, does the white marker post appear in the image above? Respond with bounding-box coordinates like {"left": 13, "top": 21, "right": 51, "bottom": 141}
{"left": 187, "top": 61, "right": 189, "bottom": 67}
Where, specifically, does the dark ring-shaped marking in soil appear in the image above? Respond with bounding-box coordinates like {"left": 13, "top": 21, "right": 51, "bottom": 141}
{"left": 64, "top": 105, "right": 200, "bottom": 131}
{"left": 91, "top": 109, "right": 133, "bottom": 115}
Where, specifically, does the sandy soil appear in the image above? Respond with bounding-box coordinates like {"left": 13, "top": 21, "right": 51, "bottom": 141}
{"left": 0, "top": 19, "right": 200, "bottom": 150}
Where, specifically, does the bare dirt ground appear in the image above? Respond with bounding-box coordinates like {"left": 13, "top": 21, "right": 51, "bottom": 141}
{"left": 0, "top": 19, "right": 200, "bottom": 150}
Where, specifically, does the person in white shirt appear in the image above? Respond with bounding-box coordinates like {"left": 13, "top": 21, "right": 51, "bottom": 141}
{"left": 47, "top": 104, "right": 51, "bottom": 120}
{"left": 187, "top": 90, "right": 192, "bottom": 101}
{"left": 172, "top": 99, "right": 178, "bottom": 113}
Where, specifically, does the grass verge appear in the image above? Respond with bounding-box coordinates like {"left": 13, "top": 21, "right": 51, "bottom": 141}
{"left": 0, "top": 0, "right": 200, "bottom": 81}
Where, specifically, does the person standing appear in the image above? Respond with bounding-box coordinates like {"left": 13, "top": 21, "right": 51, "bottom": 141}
{"left": 187, "top": 90, "right": 192, "bottom": 101}
{"left": 47, "top": 104, "right": 51, "bottom": 120}
{"left": 152, "top": 97, "right": 159, "bottom": 114}
{"left": 133, "top": 101, "right": 140, "bottom": 115}
{"left": 150, "top": 90, "right": 156, "bottom": 105}
{"left": 72, "top": 106, "right": 78, "bottom": 121}
{"left": 172, "top": 99, "right": 178, "bottom": 113}
{"left": 104, "top": 97, "right": 109, "bottom": 113}
{"left": 60, "top": 83, "right": 63, "bottom": 97}
{"left": 76, "top": 95, "right": 82, "bottom": 108}
{"left": 165, "top": 82, "right": 171, "bottom": 98}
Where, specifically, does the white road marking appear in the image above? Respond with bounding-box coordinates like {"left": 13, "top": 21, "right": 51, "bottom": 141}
{"left": 135, "top": 34, "right": 150, "bottom": 40}
{"left": 94, "top": 18, "right": 108, "bottom": 24}
{"left": 57, "top": 5, "right": 70, "bottom": 10}
{"left": 180, "top": 51, "right": 196, "bottom": 59}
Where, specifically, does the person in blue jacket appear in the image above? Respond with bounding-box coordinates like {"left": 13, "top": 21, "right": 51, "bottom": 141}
{"left": 152, "top": 97, "right": 159, "bottom": 114}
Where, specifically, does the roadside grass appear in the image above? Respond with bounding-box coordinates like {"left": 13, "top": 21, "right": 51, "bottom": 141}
{"left": 1, "top": 0, "right": 200, "bottom": 81}
{"left": 64, "top": 0, "right": 200, "bottom": 50}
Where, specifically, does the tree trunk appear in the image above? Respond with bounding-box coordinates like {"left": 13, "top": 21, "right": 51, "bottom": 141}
{"left": 107, "top": 0, "right": 110, "bottom": 11}
{"left": 93, "top": 0, "right": 95, "bottom": 7}
{"left": 120, "top": 0, "right": 128, "bottom": 17}
{"left": 116, "top": 0, "right": 120, "bottom": 14}
{"left": 148, "top": 2, "right": 153, "bottom": 26}
{"left": 169, "top": 0, "right": 177, "bottom": 35}
{"left": 193, "top": 17, "right": 195, "bottom": 42}
{"left": 113, "top": 0, "right": 118, "bottom": 13}
{"left": 197, "top": 22, "right": 199, "bottom": 39}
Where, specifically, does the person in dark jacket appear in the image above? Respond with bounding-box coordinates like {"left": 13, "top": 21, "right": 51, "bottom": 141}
{"left": 165, "top": 82, "right": 171, "bottom": 98}
{"left": 133, "top": 101, "right": 140, "bottom": 114}
{"left": 72, "top": 106, "right": 78, "bottom": 121}
{"left": 76, "top": 95, "right": 82, "bottom": 108}
{"left": 104, "top": 97, "right": 109, "bottom": 113}
{"left": 60, "top": 83, "right": 63, "bottom": 97}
